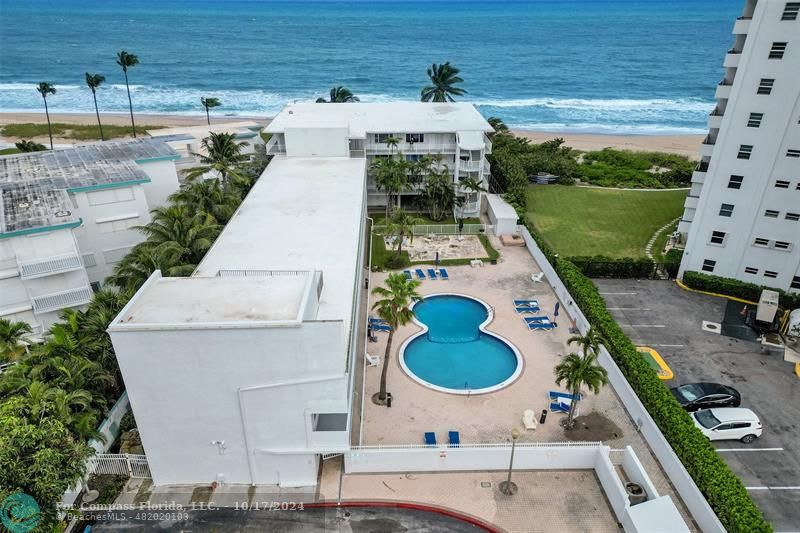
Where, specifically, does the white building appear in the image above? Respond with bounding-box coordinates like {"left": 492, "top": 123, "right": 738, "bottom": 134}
{"left": 265, "top": 102, "right": 493, "bottom": 217}
{"left": 678, "top": 0, "right": 800, "bottom": 293}
{"left": 0, "top": 140, "right": 180, "bottom": 333}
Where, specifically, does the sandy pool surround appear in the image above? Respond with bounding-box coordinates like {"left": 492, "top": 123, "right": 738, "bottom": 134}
{"left": 398, "top": 292, "right": 523, "bottom": 395}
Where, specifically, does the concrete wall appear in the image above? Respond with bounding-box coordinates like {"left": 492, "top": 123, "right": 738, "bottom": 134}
{"left": 286, "top": 127, "right": 349, "bottom": 157}
{"left": 595, "top": 449, "right": 629, "bottom": 522}
{"left": 138, "top": 159, "right": 181, "bottom": 209}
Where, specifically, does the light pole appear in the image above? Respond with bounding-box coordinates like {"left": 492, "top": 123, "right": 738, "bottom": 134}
{"left": 499, "top": 428, "right": 521, "bottom": 495}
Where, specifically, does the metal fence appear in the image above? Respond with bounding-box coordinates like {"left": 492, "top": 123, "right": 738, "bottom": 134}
{"left": 373, "top": 224, "right": 489, "bottom": 236}
{"left": 86, "top": 453, "right": 151, "bottom": 479}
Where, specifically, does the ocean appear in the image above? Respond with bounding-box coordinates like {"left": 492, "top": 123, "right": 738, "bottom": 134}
{"left": 0, "top": 0, "right": 741, "bottom": 134}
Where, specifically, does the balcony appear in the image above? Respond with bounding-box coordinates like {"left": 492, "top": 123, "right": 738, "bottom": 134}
{"left": 715, "top": 81, "right": 733, "bottom": 100}
{"left": 724, "top": 50, "right": 741, "bottom": 68}
{"left": 32, "top": 286, "right": 93, "bottom": 315}
{"left": 458, "top": 160, "right": 482, "bottom": 172}
{"left": 484, "top": 135, "right": 492, "bottom": 154}
{"left": 699, "top": 137, "right": 716, "bottom": 158}
{"left": 684, "top": 195, "right": 700, "bottom": 210}
{"left": 367, "top": 142, "right": 456, "bottom": 154}
{"left": 265, "top": 135, "right": 286, "bottom": 156}
{"left": 18, "top": 253, "right": 84, "bottom": 280}
{"left": 708, "top": 113, "right": 723, "bottom": 129}
{"left": 733, "top": 16, "right": 751, "bottom": 34}
{"left": 484, "top": 160, "right": 491, "bottom": 174}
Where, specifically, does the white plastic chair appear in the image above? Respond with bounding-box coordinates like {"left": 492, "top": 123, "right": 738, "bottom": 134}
{"left": 365, "top": 353, "right": 380, "bottom": 367}
{"left": 523, "top": 409, "right": 537, "bottom": 430}
{"left": 531, "top": 272, "right": 544, "bottom": 283}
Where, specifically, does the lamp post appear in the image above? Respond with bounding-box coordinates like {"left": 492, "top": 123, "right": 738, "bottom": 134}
{"left": 499, "top": 428, "right": 521, "bottom": 495}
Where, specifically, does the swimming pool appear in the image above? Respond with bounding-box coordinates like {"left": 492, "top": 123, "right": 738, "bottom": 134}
{"left": 399, "top": 294, "right": 522, "bottom": 394}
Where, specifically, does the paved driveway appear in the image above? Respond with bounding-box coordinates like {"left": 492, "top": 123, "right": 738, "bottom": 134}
{"left": 594, "top": 279, "right": 800, "bottom": 532}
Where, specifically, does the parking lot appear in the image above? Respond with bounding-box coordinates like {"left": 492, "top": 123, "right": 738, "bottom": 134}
{"left": 594, "top": 279, "right": 800, "bottom": 532}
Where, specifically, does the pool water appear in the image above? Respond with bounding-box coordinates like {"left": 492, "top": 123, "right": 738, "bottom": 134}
{"left": 401, "top": 295, "right": 520, "bottom": 393}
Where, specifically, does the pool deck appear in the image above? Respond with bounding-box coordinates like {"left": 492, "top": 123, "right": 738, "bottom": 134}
{"left": 361, "top": 236, "right": 697, "bottom": 530}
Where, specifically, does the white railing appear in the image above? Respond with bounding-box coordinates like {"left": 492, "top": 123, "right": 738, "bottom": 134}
{"left": 86, "top": 453, "right": 151, "bottom": 479}
{"left": 366, "top": 142, "right": 457, "bottom": 154}
{"left": 31, "top": 286, "right": 93, "bottom": 314}
{"left": 373, "top": 224, "right": 488, "bottom": 236}
{"left": 484, "top": 135, "right": 492, "bottom": 153}
{"left": 18, "top": 253, "right": 83, "bottom": 280}
{"left": 459, "top": 201, "right": 480, "bottom": 214}
{"left": 458, "top": 160, "right": 481, "bottom": 172}
{"left": 484, "top": 160, "right": 491, "bottom": 174}
{"left": 265, "top": 135, "right": 286, "bottom": 155}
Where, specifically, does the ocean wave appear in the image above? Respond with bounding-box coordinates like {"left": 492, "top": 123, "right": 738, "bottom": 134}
{"left": 509, "top": 122, "right": 708, "bottom": 135}
{"left": 474, "top": 97, "right": 713, "bottom": 113}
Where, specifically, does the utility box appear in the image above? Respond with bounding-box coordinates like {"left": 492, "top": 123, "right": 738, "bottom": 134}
{"left": 756, "top": 290, "right": 779, "bottom": 324}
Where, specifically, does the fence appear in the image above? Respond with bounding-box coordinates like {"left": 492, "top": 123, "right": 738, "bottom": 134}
{"left": 86, "top": 453, "right": 151, "bottom": 479}
{"left": 373, "top": 224, "right": 489, "bottom": 236}
{"left": 518, "top": 225, "right": 725, "bottom": 533}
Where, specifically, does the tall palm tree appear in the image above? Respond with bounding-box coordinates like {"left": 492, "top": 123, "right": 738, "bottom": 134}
{"left": 135, "top": 205, "right": 221, "bottom": 266}
{"left": 107, "top": 241, "right": 194, "bottom": 293}
{"left": 36, "top": 82, "right": 57, "bottom": 149}
{"left": 0, "top": 319, "right": 32, "bottom": 363}
{"left": 419, "top": 168, "right": 460, "bottom": 221}
{"left": 169, "top": 178, "right": 241, "bottom": 224}
{"left": 554, "top": 352, "right": 609, "bottom": 429}
{"left": 85, "top": 73, "right": 106, "bottom": 140}
{"left": 316, "top": 86, "right": 360, "bottom": 103}
{"left": 458, "top": 175, "right": 487, "bottom": 212}
{"left": 420, "top": 62, "right": 466, "bottom": 103}
{"left": 567, "top": 326, "right": 606, "bottom": 357}
{"left": 371, "top": 273, "right": 421, "bottom": 403}
{"left": 384, "top": 208, "right": 421, "bottom": 259}
{"left": 370, "top": 157, "right": 409, "bottom": 218}
{"left": 184, "top": 132, "right": 249, "bottom": 189}
{"left": 385, "top": 136, "right": 400, "bottom": 155}
{"left": 200, "top": 97, "right": 221, "bottom": 125}
{"left": 116, "top": 50, "right": 140, "bottom": 138}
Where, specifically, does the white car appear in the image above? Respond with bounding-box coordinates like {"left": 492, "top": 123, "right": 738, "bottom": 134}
{"left": 692, "top": 407, "right": 762, "bottom": 443}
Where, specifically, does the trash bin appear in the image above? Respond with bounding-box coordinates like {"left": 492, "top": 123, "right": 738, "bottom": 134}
{"left": 626, "top": 482, "right": 647, "bottom": 505}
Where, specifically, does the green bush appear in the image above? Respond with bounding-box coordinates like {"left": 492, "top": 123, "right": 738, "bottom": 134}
{"left": 682, "top": 271, "right": 800, "bottom": 309}
{"left": 526, "top": 223, "right": 771, "bottom": 533}
{"left": 568, "top": 256, "right": 659, "bottom": 278}
{"left": 577, "top": 148, "right": 694, "bottom": 188}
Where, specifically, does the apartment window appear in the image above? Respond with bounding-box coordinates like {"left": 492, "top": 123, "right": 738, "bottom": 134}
{"left": 791, "top": 276, "right": 800, "bottom": 289}
{"left": 764, "top": 270, "right": 779, "bottom": 278}
{"left": 405, "top": 154, "right": 423, "bottom": 162}
{"left": 406, "top": 133, "right": 424, "bottom": 143}
{"left": 709, "top": 231, "right": 727, "bottom": 245}
{"left": 757, "top": 78, "right": 775, "bottom": 95}
{"left": 374, "top": 133, "right": 393, "bottom": 144}
{"left": 783, "top": 3, "right": 800, "bottom": 20}
{"left": 774, "top": 241, "right": 792, "bottom": 250}
{"left": 87, "top": 187, "right": 135, "bottom": 206}
{"left": 737, "top": 145, "right": 753, "bottom": 159}
{"left": 745, "top": 267, "right": 759, "bottom": 275}
{"left": 786, "top": 212, "right": 800, "bottom": 221}
{"left": 765, "top": 209, "right": 780, "bottom": 218}
{"left": 719, "top": 203, "right": 735, "bottom": 217}
{"left": 797, "top": 182, "right": 800, "bottom": 190}
{"left": 701, "top": 259, "right": 716, "bottom": 273}
{"left": 728, "top": 175, "right": 744, "bottom": 189}
{"left": 81, "top": 253, "right": 97, "bottom": 268}
{"left": 747, "top": 113, "right": 764, "bottom": 128}
{"left": 775, "top": 180, "right": 791, "bottom": 189}
{"left": 98, "top": 216, "right": 139, "bottom": 234}
{"left": 787, "top": 149, "right": 800, "bottom": 158}
{"left": 754, "top": 237, "right": 770, "bottom": 246}
{"left": 769, "top": 42, "right": 788, "bottom": 59}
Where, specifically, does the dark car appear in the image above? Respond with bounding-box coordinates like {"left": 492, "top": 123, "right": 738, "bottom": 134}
{"left": 670, "top": 382, "right": 741, "bottom": 411}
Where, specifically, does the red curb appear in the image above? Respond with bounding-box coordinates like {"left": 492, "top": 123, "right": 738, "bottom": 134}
{"left": 305, "top": 500, "right": 504, "bottom": 532}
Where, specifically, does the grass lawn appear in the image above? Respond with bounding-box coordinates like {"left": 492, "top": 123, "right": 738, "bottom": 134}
{"left": 526, "top": 185, "right": 687, "bottom": 259}
{"left": 0, "top": 147, "right": 21, "bottom": 155}
{"left": 0, "top": 123, "right": 163, "bottom": 141}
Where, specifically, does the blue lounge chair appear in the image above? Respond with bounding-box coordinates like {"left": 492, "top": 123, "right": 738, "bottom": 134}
{"left": 548, "top": 391, "right": 581, "bottom": 413}
{"left": 427, "top": 268, "right": 438, "bottom": 279}
{"left": 527, "top": 318, "right": 556, "bottom": 330}
{"left": 514, "top": 299, "right": 539, "bottom": 307}
{"left": 371, "top": 323, "right": 392, "bottom": 332}
{"left": 524, "top": 316, "right": 549, "bottom": 323}
{"left": 448, "top": 430, "right": 460, "bottom": 447}
{"left": 415, "top": 269, "right": 426, "bottom": 280}
{"left": 439, "top": 268, "right": 449, "bottom": 280}
{"left": 403, "top": 270, "right": 413, "bottom": 280}
{"left": 424, "top": 432, "right": 437, "bottom": 446}
{"left": 515, "top": 305, "right": 542, "bottom": 314}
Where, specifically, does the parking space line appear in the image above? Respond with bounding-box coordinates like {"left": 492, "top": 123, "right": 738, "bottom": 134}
{"left": 746, "top": 486, "right": 800, "bottom": 491}
{"left": 607, "top": 307, "right": 652, "bottom": 311}
{"left": 598, "top": 292, "right": 638, "bottom": 295}
{"left": 620, "top": 324, "right": 667, "bottom": 328}
{"left": 717, "top": 447, "right": 784, "bottom": 452}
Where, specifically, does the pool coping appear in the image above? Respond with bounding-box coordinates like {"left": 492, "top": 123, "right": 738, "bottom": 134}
{"left": 398, "top": 292, "right": 524, "bottom": 395}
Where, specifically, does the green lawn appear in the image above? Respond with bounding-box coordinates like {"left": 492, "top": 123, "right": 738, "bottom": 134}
{"left": 0, "top": 123, "right": 163, "bottom": 141}
{"left": 0, "top": 147, "right": 21, "bottom": 155}
{"left": 526, "top": 185, "right": 687, "bottom": 258}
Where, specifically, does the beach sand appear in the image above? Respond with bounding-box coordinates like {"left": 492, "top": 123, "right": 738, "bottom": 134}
{"left": 0, "top": 112, "right": 703, "bottom": 157}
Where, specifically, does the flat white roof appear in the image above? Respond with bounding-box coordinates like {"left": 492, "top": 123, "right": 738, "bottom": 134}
{"left": 147, "top": 121, "right": 262, "bottom": 140}
{"left": 266, "top": 102, "right": 493, "bottom": 137}
{"left": 485, "top": 193, "right": 519, "bottom": 220}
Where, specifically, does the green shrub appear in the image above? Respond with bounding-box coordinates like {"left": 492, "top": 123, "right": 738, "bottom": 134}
{"left": 682, "top": 271, "right": 800, "bottom": 309}
{"left": 526, "top": 223, "right": 771, "bottom": 533}
{"left": 568, "top": 255, "right": 659, "bottom": 278}
{"left": 577, "top": 148, "right": 694, "bottom": 188}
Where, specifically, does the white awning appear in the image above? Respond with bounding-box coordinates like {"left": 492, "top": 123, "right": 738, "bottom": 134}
{"left": 457, "top": 131, "right": 485, "bottom": 151}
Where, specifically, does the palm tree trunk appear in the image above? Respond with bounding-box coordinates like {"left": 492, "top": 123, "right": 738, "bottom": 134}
{"left": 92, "top": 91, "right": 105, "bottom": 141}
{"left": 123, "top": 71, "right": 136, "bottom": 138}
{"left": 379, "top": 329, "right": 394, "bottom": 401}
{"left": 385, "top": 193, "right": 391, "bottom": 218}
{"left": 566, "top": 388, "right": 580, "bottom": 428}
{"left": 43, "top": 97, "right": 53, "bottom": 150}
{"left": 205, "top": 106, "right": 211, "bottom": 125}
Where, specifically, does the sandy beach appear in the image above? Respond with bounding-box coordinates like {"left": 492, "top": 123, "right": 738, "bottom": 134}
{"left": 0, "top": 112, "right": 703, "bottom": 157}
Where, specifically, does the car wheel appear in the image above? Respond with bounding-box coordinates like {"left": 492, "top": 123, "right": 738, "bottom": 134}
{"left": 740, "top": 434, "right": 757, "bottom": 444}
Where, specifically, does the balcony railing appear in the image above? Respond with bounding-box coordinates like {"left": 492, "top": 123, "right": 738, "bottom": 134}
{"left": 265, "top": 135, "right": 286, "bottom": 156}
{"left": 696, "top": 161, "right": 709, "bottom": 172}
{"left": 459, "top": 160, "right": 482, "bottom": 172}
{"left": 32, "top": 286, "right": 93, "bottom": 314}
{"left": 18, "top": 253, "right": 84, "bottom": 280}
{"left": 366, "top": 142, "right": 457, "bottom": 154}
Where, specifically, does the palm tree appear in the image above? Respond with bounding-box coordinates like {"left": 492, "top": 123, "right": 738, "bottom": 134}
{"left": 0, "top": 319, "right": 32, "bottom": 363}
{"left": 107, "top": 242, "right": 194, "bottom": 293}
{"left": 420, "top": 62, "right": 466, "bottom": 103}
{"left": 200, "top": 97, "right": 221, "bottom": 125}
{"left": 487, "top": 117, "right": 509, "bottom": 138}
{"left": 169, "top": 178, "right": 241, "bottom": 224}
{"left": 36, "top": 82, "right": 57, "bottom": 149}
{"left": 385, "top": 136, "right": 400, "bottom": 155}
{"left": 14, "top": 140, "right": 47, "bottom": 152}
{"left": 371, "top": 273, "right": 421, "bottom": 403}
{"left": 135, "top": 205, "right": 221, "bottom": 266}
{"left": 184, "top": 132, "right": 249, "bottom": 189}
{"left": 316, "top": 86, "right": 360, "bottom": 103}
{"left": 116, "top": 50, "right": 140, "bottom": 137}
{"left": 384, "top": 208, "right": 420, "bottom": 259}
{"left": 458, "top": 175, "right": 487, "bottom": 214}
{"left": 370, "top": 157, "right": 409, "bottom": 218}
{"left": 419, "top": 168, "right": 460, "bottom": 221}
{"left": 85, "top": 73, "right": 106, "bottom": 140}
{"left": 567, "top": 326, "right": 606, "bottom": 357}
{"left": 554, "top": 352, "right": 609, "bottom": 429}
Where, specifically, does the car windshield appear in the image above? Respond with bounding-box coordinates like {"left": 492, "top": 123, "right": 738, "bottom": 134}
{"left": 677, "top": 384, "right": 705, "bottom": 402}
{"left": 694, "top": 410, "right": 721, "bottom": 429}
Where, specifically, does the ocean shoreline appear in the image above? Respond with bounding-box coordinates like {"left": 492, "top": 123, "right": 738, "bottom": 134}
{"left": 0, "top": 111, "right": 704, "bottom": 157}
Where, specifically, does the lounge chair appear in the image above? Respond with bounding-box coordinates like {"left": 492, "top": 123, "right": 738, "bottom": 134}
{"left": 524, "top": 316, "right": 549, "bottom": 323}
{"left": 427, "top": 268, "right": 438, "bottom": 279}
{"left": 371, "top": 323, "right": 392, "bottom": 332}
{"left": 424, "top": 432, "right": 437, "bottom": 446}
{"left": 515, "top": 305, "right": 542, "bottom": 314}
{"left": 548, "top": 391, "right": 581, "bottom": 413}
{"left": 438, "top": 268, "right": 449, "bottom": 280}
{"left": 514, "top": 299, "right": 539, "bottom": 307}
{"left": 403, "top": 270, "right": 413, "bottom": 280}
{"left": 531, "top": 272, "right": 545, "bottom": 283}
{"left": 527, "top": 318, "right": 556, "bottom": 330}
{"left": 415, "top": 268, "right": 426, "bottom": 280}
{"left": 365, "top": 353, "right": 380, "bottom": 367}
{"left": 369, "top": 317, "right": 387, "bottom": 325}
{"left": 448, "top": 430, "right": 460, "bottom": 447}
{"left": 523, "top": 409, "right": 537, "bottom": 430}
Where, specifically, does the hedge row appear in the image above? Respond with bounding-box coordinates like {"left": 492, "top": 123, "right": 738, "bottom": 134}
{"left": 569, "top": 255, "right": 664, "bottom": 279}
{"left": 683, "top": 271, "right": 800, "bottom": 310}
{"left": 526, "top": 225, "right": 771, "bottom": 533}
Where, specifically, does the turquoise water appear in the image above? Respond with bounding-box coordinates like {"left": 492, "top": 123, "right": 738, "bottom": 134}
{"left": 402, "top": 295, "right": 518, "bottom": 391}
{"left": 0, "top": 0, "right": 741, "bottom": 133}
